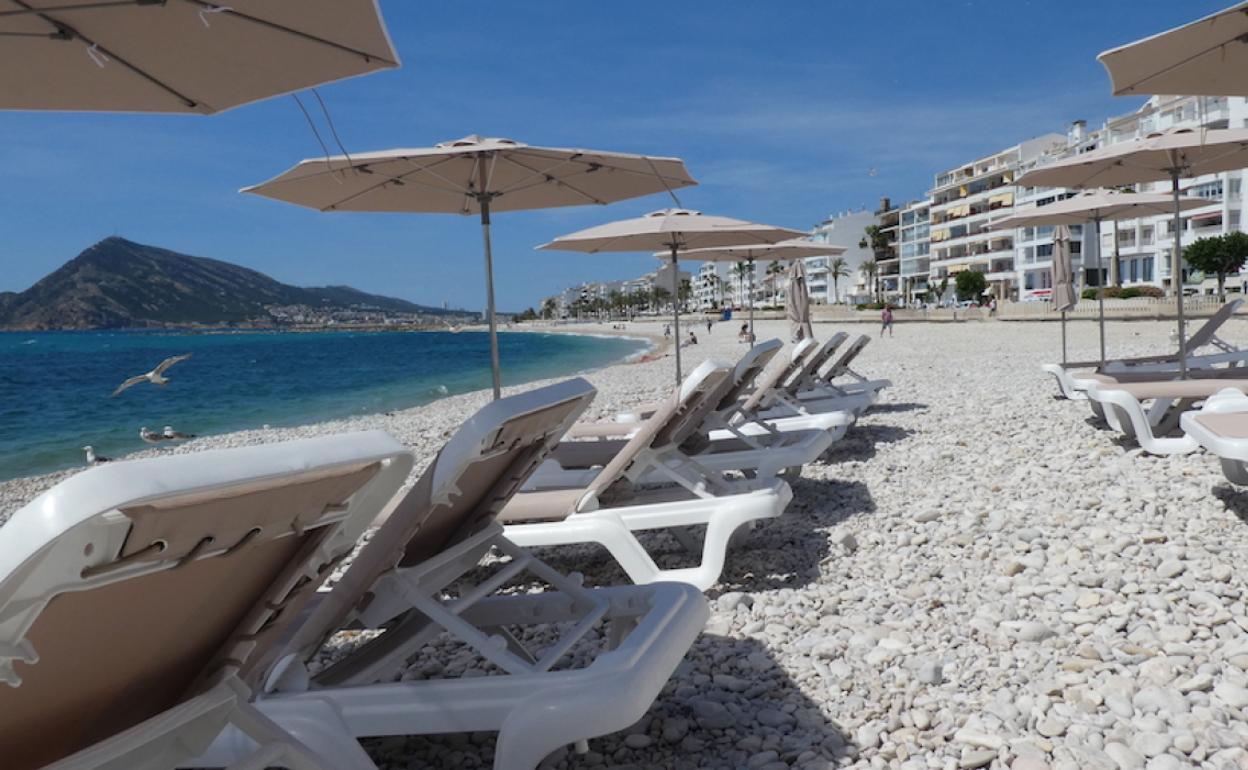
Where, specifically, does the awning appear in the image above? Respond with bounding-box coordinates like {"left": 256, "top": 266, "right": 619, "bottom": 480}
{"left": 988, "top": 192, "right": 1014, "bottom": 206}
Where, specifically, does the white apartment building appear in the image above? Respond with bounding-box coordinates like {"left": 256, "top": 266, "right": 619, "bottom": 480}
{"left": 927, "top": 134, "right": 1067, "bottom": 302}
{"left": 807, "top": 209, "right": 877, "bottom": 304}
{"left": 897, "top": 199, "right": 931, "bottom": 301}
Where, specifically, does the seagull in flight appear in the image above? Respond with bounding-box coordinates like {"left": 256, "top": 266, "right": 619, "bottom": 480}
{"left": 163, "top": 425, "right": 196, "bottom": 441}
{"left": 83, "top": 445, "right": 111, "bottom": 466}
{"left": 111, "top": 354, "right": 192, "bottom": 397}
{"left": 139, "top": 426, "right": 168, "bottom": 444}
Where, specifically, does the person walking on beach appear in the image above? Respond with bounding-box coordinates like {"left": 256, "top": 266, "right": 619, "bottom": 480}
{"left": 880, "top": 305, "right": 894, "bottom": 338}
{"left": 664, "top": 324, "right": 671, "bottom": 339}
{"left": 706, "top": 319, "right": 712, "bottom": 335}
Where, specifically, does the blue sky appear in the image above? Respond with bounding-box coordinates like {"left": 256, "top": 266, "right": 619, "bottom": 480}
{"left": 0, "top": 1, "right": 1227, "bottom": 311}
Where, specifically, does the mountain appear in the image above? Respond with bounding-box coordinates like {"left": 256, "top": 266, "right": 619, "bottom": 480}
{"left": 0, "top": 237, "right": 459, "bottom": 330}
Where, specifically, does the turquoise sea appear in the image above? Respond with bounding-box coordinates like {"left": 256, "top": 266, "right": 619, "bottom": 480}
{"left": 0, "top": 330, "right": 646, "bottom": 482}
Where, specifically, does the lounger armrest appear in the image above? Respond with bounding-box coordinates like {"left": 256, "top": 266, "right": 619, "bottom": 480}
{"left": 566, "top": 422, "right": 640, "bottom": 439}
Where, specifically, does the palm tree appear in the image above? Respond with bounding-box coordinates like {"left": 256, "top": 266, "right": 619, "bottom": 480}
{"left": 860, "top": 260, "right": 879, "bottom": 303}
{"left": 679, "top": 278, "right": 693, "bottom": 311}
{"left": 706, "top": 273, "right": 725, "bottom": 308}
{"left": 765, "top": 261, "right": 787, "bottom": 306}
{"left": 540, "top": 297, "right": 557, "bottom": 319}
{"left": 830, "top": 257, "right": 849, "bottom": 304}
{"left": 730, "top": 262, "right": 752, "bottom": 307}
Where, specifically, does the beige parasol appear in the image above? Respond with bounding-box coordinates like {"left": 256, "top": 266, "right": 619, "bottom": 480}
{"left": 244, "top": 136, "right": 697, "bottom": 399}
{"left": 785, "top": 259, "right": 814, "bottom": 343}
{"left": 1098, "top": 2, "right": 1248, "bottom": 97}
{"left": 0, "top": 0, "right": 399, "bottom": 114}
{"left": 540, "top": 209, "right": 805, "bottom": 383}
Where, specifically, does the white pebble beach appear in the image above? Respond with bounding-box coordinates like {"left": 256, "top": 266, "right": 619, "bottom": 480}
{"left": 5, "top": 317, "right": 1248, "bottom": 770}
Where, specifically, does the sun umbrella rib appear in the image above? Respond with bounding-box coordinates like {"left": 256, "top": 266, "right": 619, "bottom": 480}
{"left": 321, "top": 166, "right": 464, "bottom": 211}
{"left": 493, "top": 155, "right": 609, "bottom": 205}
{"left": 5, "top": 0, "right": 206, "bottom": 109}
{"left": 174, "top": 0, "right": 399, "bottom": 65}
{"left": 510, "top": 147, "right": 694, "bottom": 187}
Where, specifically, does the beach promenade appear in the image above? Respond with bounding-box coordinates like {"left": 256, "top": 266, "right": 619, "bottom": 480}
{"left": 5, "top": 319, "right": 1248, "bottom": 767}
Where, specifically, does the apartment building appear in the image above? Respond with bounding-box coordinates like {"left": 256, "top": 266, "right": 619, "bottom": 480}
{"left": 897, "top": 199, "right": 931, "bottom": 301}
{"left": 806, "top": 209, "right": 878, "bottom": 304}
{"left": 927, "top": 134, "right": 1067, "bottom": 302}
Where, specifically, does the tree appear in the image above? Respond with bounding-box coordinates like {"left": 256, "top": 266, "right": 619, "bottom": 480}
{"left": 767, "top": 261, "right": 789, "bottom": 306}
{"left": 830, "top": 257, "right": 849, "bottom": 304}
{"left": 955, "top": 270, "right": 987, "bottom": 302}
{"left": 731, "top": 262, "right": 753, "bottom": 307}
{"left": 1183, "top": 232, "right": 1248, "bottom": 302}
{"left": 859, "top": 224, "right": 890, "bottom": 255}
{"left": 540, "top": 298, "right": 557, "bottom": 319}
{"left": 859, "top": 260, "right": 878, "bottom": 303}
{"left": 679, "top": 278, "right": 693, "bottom": 311}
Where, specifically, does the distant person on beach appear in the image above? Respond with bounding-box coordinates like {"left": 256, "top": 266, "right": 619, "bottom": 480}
{"left": 664, "top": 324, "right": 671, "bottom": 339}
{"left": 881, "top": 306, "right": 894, "bottom": 338}
{"left": 706, "top": 319, "right": 712, "bottom": 334}
{"left": 686, "top": 331, "right": 698, "bottom": 346}
{"left": 738, "top": 322, "right": 753, "bottom": 344}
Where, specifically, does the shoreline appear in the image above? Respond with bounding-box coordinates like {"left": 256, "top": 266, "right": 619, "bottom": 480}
{"left": 0, "top": 323, "right": 669, "bottom": 517}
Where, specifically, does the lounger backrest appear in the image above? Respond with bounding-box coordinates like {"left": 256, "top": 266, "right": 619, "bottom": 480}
{"left": 1187, "top": 299, "right": 1243, "bottom": 350}
{"left": 0, "top": 432, "right": 411, "bottom": 770}
{"left": 784, "top": 332, "right": 848, "bottom": 392}
{"left": 711, "top": 339, "right": 783, "bottom": 412}
{"left": 277, "top": 378, "right": 596, "bottom": 669}
{"left": 740, "top": 337, "right": 818, "bottom": 414}
{"left": 583, "top": 361, "right": 734, "bottom": 502}
{"left": 822, "top": 335, "right": 871, "bottom": 380}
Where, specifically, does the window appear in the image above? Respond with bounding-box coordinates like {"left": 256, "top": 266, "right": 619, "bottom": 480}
{"left": 1037, "top": 243, "right": 1054, "bottom": 258}
{"left": 1130, "top": 259, "right": 1140, "bottom": 282}
{"left": 1230, "top": 177, "right": 1242, "bottom": 201}
{"left": 1231, "top": 211, "right": 1241, "bottom": 230}
{"left": 1142, "top": 256, "right": 1154, "bottom": 282}
{"left": 1141, "top": 226, "right": 1155, "bottom": 245}
{"left": 1071, "top": 242, "right": 1082, "bottom": 255}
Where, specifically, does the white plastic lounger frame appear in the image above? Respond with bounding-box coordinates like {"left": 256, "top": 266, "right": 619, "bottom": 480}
{"left": 1083, "top": 379, "right": 1248, "bottom": 455}
{"left": 198, "top": 523, "right": 708, "bottom": 770}
{"left": 196, "top": 378, "right": 709, "bottom": 770}
{"left": 798, "top": 335, "right": 891, "bottom": 404}
{"left": 508, "top": 364, "right": 792, "bottom": 590}
{"left": 1180, "top": 390, "right": 1248, "bottom": 484}
{"left": 0, "top": 432, "right": 413, "bottom": 770}
{"left": 1043, "top": 299, "right": 1244, "bottom": 399}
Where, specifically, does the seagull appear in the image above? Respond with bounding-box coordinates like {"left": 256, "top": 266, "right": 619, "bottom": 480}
{"left": 111, "top": 353, "right": 192, "bottom": 397}
{"left": 83, "top": 445, "right": 111, "bottom": 465}
{"left": 139, "top": 426, "right": 168, "bottom": 444}
{"left": 442, "top": 320, "right": 463, "bottom": 334}
{"left": 163, "top": 425, "right": 196, "bottom": 441}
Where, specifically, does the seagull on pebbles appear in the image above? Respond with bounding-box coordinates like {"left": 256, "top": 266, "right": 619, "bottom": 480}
{"left": 163, "top": 425, "right": 196, "bottom": 441}
{"left": 83, "top": 445, "right": 111, "bottom": 465}
{"left": 111, "top": 353, "right": 192, "bottom": 397}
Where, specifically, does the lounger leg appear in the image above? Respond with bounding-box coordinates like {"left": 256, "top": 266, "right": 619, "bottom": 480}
{"left": 226, "top": 700, "right": 377, "bottom": 770}
{"left": 1221, "top": 458, "right": 1248, "bottom": 486}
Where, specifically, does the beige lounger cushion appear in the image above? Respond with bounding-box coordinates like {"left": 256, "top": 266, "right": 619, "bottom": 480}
{"left": 1083, "top": 369, "right": 1247, "bottom": 385}
{"left": 566, "top": 422, "right": 640, "bottom": 440}
{"left": 0, "top": 466, "right": 377, "bottom": 770}
{"left": 1190, "top": 411, "right": 1248, "bottom": 440}
{"left": 499, "top": 487, "right": 590, "bottom": 523}
{"left": 1102, "top": 379, "right": 1248, "bottom": 400}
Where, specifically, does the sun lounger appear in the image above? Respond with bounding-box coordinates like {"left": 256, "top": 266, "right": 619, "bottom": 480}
{"left": 750, "top": 338, "right": 878, "bottom": 420}
{"left": 0, "top": 431, "right": 414, "bottom": 770}
{"left": 503, "top": 366, "right": 792, "bottom": 590}
{"left": 1180, "top": 390, "right": 1248, "bottom": 484}
{"left": 197, "top": 378, "right": 707, "bottom": 770}
{"left": 1043, "top": 299, "right": 1245, "bottom": 400}
{"left": 808, "top": 334, "right": 893, "bottom": 399}
{"left": 1086, "top": 376, "right": 1248, "bottom": 454}
{"left": 574, "top": 349, "right": 852, "bottom": 477}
